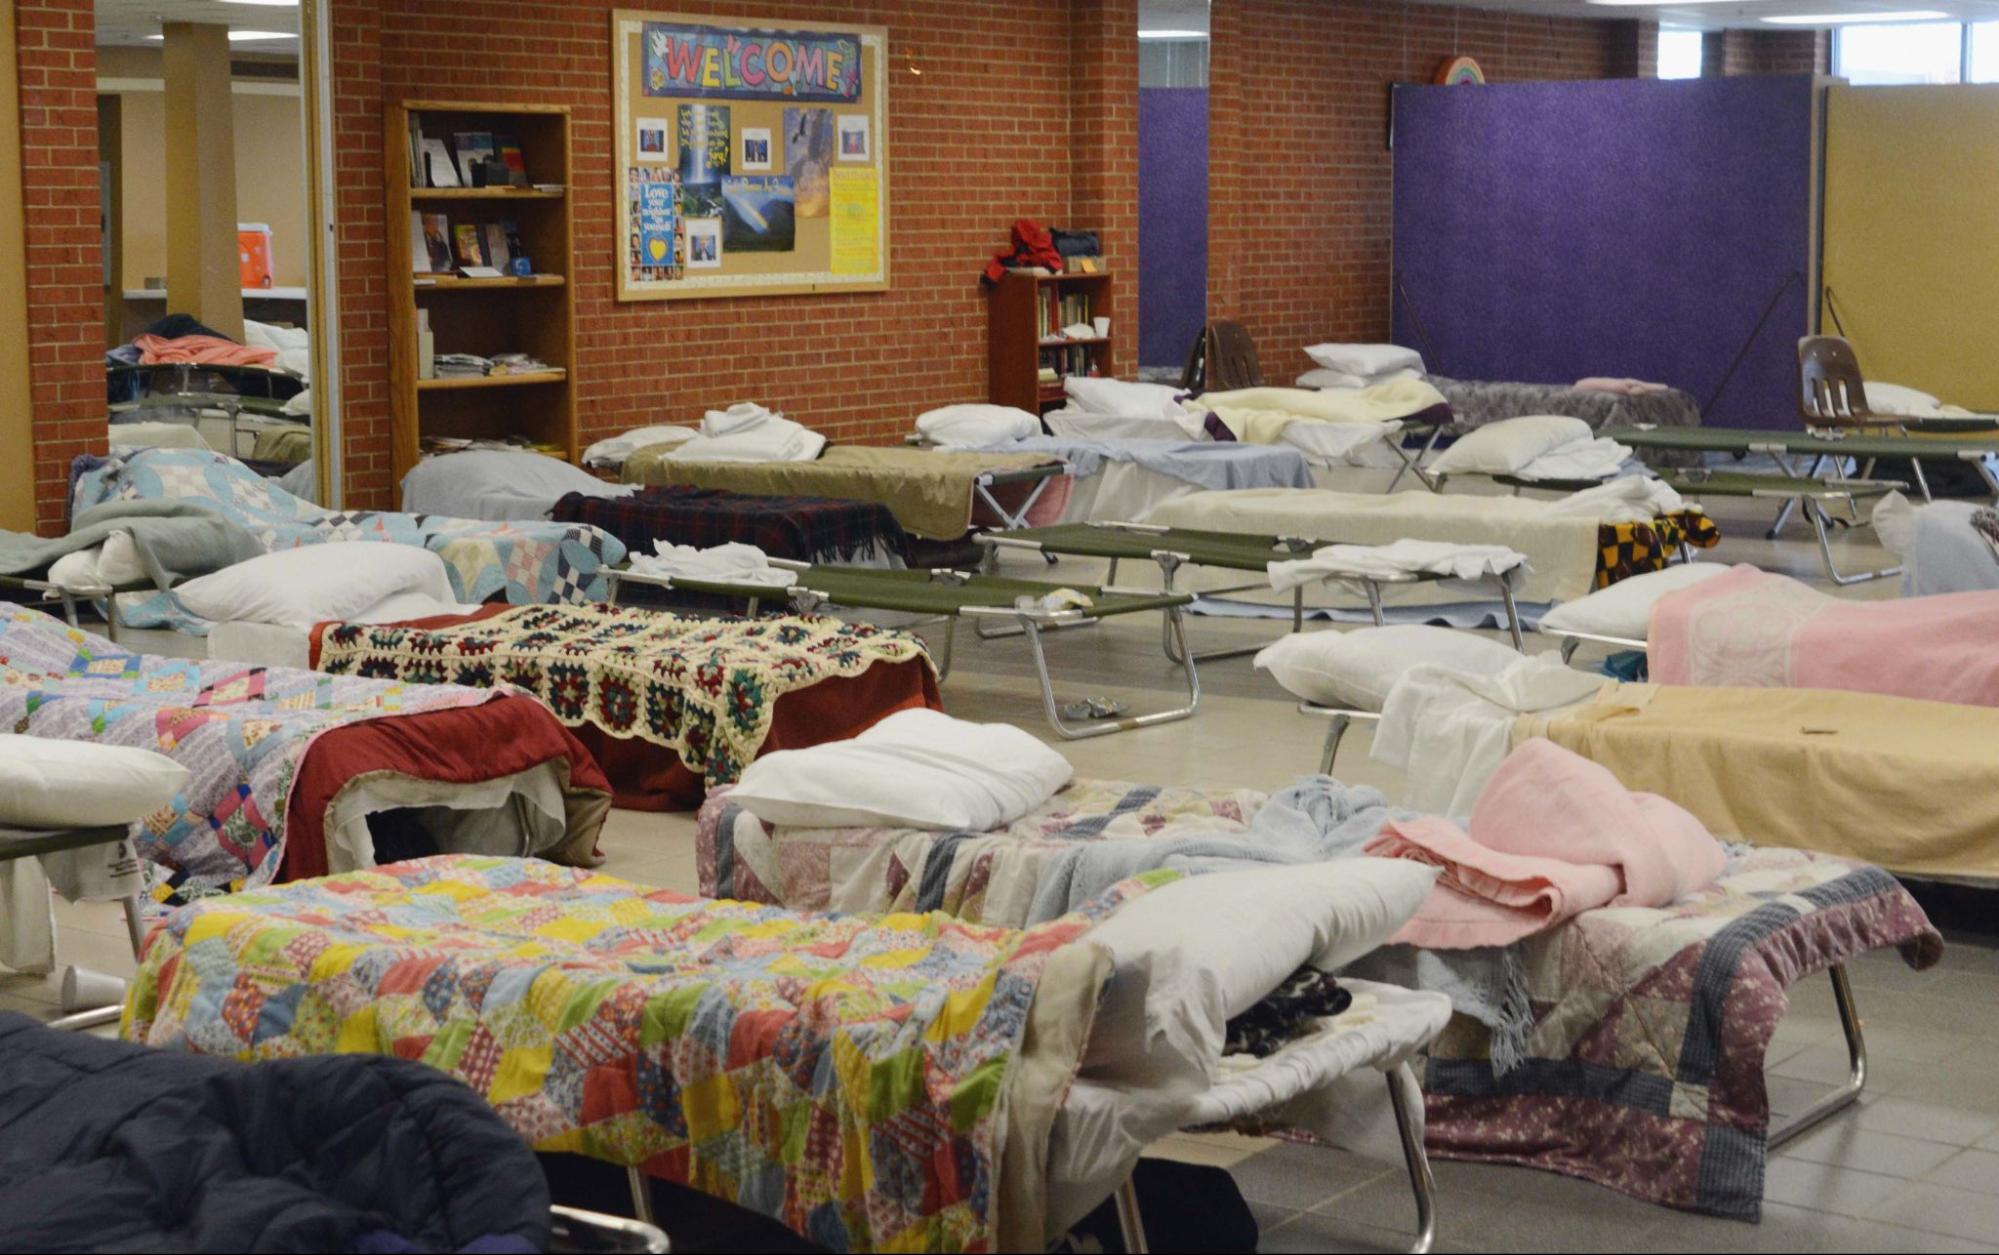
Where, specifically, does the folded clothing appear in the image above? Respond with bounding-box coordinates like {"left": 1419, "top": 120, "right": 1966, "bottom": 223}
{"left": 702, "top": 401, "right": 778, "bottom": 435}
{"left": 133, "top": 333, "right": 279, "bottom": 369}
{"left": 1267, "top": 539, "right": 1526, "bottom": 592}
{"left": 1366, "top": 739, "right": 1725, "bottom": 948}
{"left": 628, "top": 540, "right": 794, "bottom": 589}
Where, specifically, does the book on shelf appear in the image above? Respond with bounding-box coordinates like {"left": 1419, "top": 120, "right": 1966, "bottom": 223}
{"left": 481, "top": 222, "right": 513, "bottom": 270}
{"left": 452, "top": 223, "right": 488, "bottom": 269}
{"left": 494, "top": 133, "right": 529, "bottom": 186}
{"left": 420, "top": 214, "right": 454, "bottom": 272}
{"left": 419, "top": 138, "right": 459, "bottom": 188}
{"left": 452, "top": 132, "right": 497, "bottom": 187}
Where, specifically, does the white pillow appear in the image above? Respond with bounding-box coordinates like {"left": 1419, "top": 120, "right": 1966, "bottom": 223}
{"left": 400, "top": 449, "right": 633, "bottom": 521}
{"left": 1062, "top": 377, "right": 1186, "bottom": 420}
{"left": 727, "top": 708, "right": 1073, "bottom": 831}
{"left": 915, "top": 404, "right": 1041, "bottom": 447}
{"left": 0, "top": 735, "right": 188, "bottom": 828}
{"left": 1538, "top": 562, "right": 1731, "bottom": 641}
{"left": 1081, "top": 860, "right": 1440, "bottom": 1083}
{"left": 1862, "top": 381, "right": 1943, "bottom": 418}
{"left": 46, "top": 548, "right": 105, "bottom": 591}
{"left": 1428, "top": 415, "right": 1594, "bottom": 476}
{"left": 1296, "top": 366, "right": 1420, "bottom": 391}
{"left": 1302, "top": 344, "right": 1424, "bottom": 378}
{"left": 1254, "top": 625, "right": 1520, "bottom": 711}
{"left": 172, "top": 543, "right": 458, "bottom": 629}
{"left": 97, "top": 532, "right": 146, "bottom": 586}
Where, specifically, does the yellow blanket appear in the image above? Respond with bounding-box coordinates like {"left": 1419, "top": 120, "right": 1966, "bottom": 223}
{"left": 1516, "top": 683, "right": 1999, "bottom": 880}
{"left": 1195, "top": 379, "right": 1449, "bottom": 444}
{"left": 621, "top": 444, "right": 1061, "bottom": 540}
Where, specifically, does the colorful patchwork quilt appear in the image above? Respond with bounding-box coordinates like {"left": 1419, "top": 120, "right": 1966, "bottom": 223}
{"left": 1596, "top": 511, "right": 1720, "bottom": 589}
{"left": 1424, "top": 847, "right": 1940, "bottom": 1219}
{"left": 70, "top": 449, "right": 625, "bottom": 629}
{"left": 699, "top": 778, "right": 1266, "bottom": 923}
{"left": 123, "top": 855, "right": 1154, "bottom": 1253}
{"left": 0, "top": 607, "right": 495, "bottom": 900}
{"left": 315, "top": 603, "right": 933, "bottom": 788}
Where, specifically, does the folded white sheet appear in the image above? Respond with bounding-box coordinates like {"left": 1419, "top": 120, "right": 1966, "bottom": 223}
{"left": 583, "top": 424, "right": 696, "bottom": 467}
{"left": 628, "top": 541, "right": 794, "bottom": 589}
{"left": 1267, "top": 540, "right": 1527, "bottom": 592}
{"left": 671, "top": 413, "right": 827, "bottom": 463}
{"left": 702, "top": 401, "right": 779, "bottom": 436}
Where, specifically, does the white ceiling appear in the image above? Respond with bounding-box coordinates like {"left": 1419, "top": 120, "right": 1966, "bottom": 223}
{"left": 1138, "top": 0, "right": 1210, "bottom": 36}
{"left": 95, "top": 0, "right": 298, "bottom": 51}
{"left": 1419, "top": 1, "right": 1999, "bottom": 32}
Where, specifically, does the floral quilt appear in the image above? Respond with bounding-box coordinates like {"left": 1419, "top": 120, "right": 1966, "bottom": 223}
{"left": 70, "top": 448, "right": 625, "bottom": 629}
{"left": 124, "top": 855, "right": 1157, "bottom": 1252}
{"left": 315, "top": 603, "right": 932, "bottom": 787}
{"left": 0, "top": 607, "right": 495, "bottom": 900}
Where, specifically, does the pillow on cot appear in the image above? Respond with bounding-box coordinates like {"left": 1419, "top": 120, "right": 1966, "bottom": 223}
{"left": 172, "top": 542, "right": 458, "bottom": 629}
{"left": 0, "top": 735, "right": 188, "bottom": 828}
{"left": 1537, "top": 562, "right": 1730, "bottom": 641}
{"left": 1426, "top": 414, "right": 1593, "bottom": 477}
{"left": 1302, "top": 343, "right": 1425, "bottom": 378}
{"left": 1254, "top": 625, "right": 1520, "bottom": 712}
{"left": 726, "top": 707, "right": 1074, "bottom": 831}
{"left": 915, "top": 404, "right": 1041, "bottom": 447}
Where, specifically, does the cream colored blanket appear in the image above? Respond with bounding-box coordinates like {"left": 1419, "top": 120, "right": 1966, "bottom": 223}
{"left": 1192, "top": 379, "right": 1449, "bottom": 445}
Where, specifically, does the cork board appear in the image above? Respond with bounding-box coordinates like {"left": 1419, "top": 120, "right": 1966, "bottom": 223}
{"left": 611, "top": 10, "right": 889, "bottom": 301}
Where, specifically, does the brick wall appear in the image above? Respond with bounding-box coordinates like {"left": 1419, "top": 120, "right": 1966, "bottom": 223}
{"left": 331, "top": 0, "right": 1138, "bottom": 508}
{"left": 1704, "top": 29, "right": 1829, "bottom": 77}
{"left": 17, "top": 0, "right": 100, "bottom": 532}
{"left": 1207, "top": 0, "right": 1635, "bottom": 384}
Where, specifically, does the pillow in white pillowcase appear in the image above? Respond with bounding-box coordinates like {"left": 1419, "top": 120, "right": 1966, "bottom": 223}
{"left": 1254, "top": 625, "right": 1520, "bottom": 711}
{"left": 727, "top": 708, "right": 1073, "bottom": 831}
{"left": 1428, "top": 415, "right": 1596, "bottom": 477}
{"left": 1538, "top": 562, "right": 1731, "bottom": 641}
{"left": 1302, "top": 343, "right": 1425, "bottom": 378}
{"left": 1297, "top": 366, "right": 1421, "bottom": 390}
{"left": 915, "top": 404, "right": 1042, "bottom": 447}
{"left": 1861, "top": 381, "right": 1943, "bottom": 418}
{"left": 1062, "top": 377, "right": 1187, "bottom": 421}
{"left": 0, "top": 734, "right": 188, "bottom": 828}
{"left": 172, "top": 543, "right": 457, "bottom": 629}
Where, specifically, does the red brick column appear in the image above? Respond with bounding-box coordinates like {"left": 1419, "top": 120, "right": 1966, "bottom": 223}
{"left": 1068, "top": 0, "right": 1138, "bottom": 379}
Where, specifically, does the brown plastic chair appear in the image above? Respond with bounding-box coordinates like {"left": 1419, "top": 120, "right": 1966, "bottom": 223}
{"left": 1798, "top": 335, "right": 1875, "bottom": 427}
{"left": 1180, "top": 321, "right": 1266, "bottom": 393}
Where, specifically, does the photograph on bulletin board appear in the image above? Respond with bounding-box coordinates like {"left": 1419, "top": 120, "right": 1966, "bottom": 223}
{"left": 611, "top": 11, "right": 889, "bottom": 301}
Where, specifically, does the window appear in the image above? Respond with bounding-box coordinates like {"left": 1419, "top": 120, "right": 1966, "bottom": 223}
{"left": 1971, "top": 22, "right": 1999, "bottom": 82}
{"left": 1833, "top": 21, "right": 1964, "bottom": 84}
{"left": 1658, "top": 27, "right": 1703, "bottom": 80}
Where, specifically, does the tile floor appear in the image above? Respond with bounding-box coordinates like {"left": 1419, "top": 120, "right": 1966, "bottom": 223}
{"left": 7, "top": 488, "right": 1996, "bottom": 1251}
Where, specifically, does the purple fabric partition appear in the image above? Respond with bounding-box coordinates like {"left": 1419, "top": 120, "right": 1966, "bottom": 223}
{"left": 1392, "top": 75, "right": 1817, "bottom": 428}
{"left": 1139, "top": 87, "right": 1208, "bottom": 371}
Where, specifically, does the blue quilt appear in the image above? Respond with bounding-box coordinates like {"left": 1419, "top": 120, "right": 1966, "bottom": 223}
{"left": 71, "top": 449, "right": 624, "bottom": 629}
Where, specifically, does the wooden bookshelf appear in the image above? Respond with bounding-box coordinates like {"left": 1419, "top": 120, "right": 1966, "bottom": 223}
{"left": 988, "top": 270, "right": 1115, "bottom": 414}
{"left": 385, "top": 101, "right": 576, "bottom": 482}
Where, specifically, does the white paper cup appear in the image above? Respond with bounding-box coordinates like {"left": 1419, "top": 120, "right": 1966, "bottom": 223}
{"left": 60, "top": 966, "right": 129, "bottom": 1013}
{"left": 1093, "top": 316, "right": 1111, "bottom": 338}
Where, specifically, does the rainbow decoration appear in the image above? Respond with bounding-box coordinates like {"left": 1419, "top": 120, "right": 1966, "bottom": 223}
{"left": 1434, "top": 55, "right": 1486, "bottom": 86}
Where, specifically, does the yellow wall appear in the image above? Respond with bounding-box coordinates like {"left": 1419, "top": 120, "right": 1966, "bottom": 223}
{"left": 98, "top": 49, "right": 307, "bottom": 290}
{"left": 0, "top": 0, "right": 35, "bottom": 532}
{"left": 1822, "top": 84, "right": 1999, "bottom": 411}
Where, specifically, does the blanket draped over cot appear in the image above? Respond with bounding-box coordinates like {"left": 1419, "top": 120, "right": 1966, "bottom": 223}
{"left": 1425, "top": 848, "right": 1939, "bottom": 1218}
{"left": 695, "top": 779, "right": 1939, "bottom": 1219}
{"left": 0, "top": 608, "right": 606, "bottom": 901}
{"left": 1427, "top": 376, "right": 1702, "bottom": 445}
{"left": 312, "top": 603, "right": 935, "bottom": 790}
{"left": 1516, "top": 683, "right": 1999, "bottom": 881}
{"left": 551, "top": 485, "right": 913, "bottom": 565}
{"left": 620, "top": 445, "right": 1063, "bottom": 541}
{"left": 123, "top": 855, "right": 1149, "bottom": 1254}
{"left": 70, "top": 448, "right": 624, "bottom": 627}
{"left": 1648, "top": 563, "right": 1999, "bottom": 705}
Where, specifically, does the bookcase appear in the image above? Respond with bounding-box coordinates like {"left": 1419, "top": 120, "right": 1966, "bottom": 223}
{"left": 384, "top": 101, "right": 576, "bottom": 483}
{"left": 987, "top": 270, "right": 1116, "bottom": 414}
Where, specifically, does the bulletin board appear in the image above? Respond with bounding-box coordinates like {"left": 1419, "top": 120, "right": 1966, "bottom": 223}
{"left": 610, "top": 10, "right": 889, "bottom": 301}
{"left": 1822, "top": 84, "right": 1999, "bottom": 412}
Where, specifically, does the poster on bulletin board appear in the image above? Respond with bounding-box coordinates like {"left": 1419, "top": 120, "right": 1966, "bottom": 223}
{"left": 611, "top": 11, "right": 889, "bottom": 301}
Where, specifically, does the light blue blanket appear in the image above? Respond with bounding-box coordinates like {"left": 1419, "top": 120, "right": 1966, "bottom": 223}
{"left": 991, "top": 435, "right": 1316, "bottom": 492}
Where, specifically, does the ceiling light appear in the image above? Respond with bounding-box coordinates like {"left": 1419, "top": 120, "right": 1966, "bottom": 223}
{"left": 1763, "top": 11, "right": 1949, "bottom": 24}
{"left": 146, "top": 30, "right": 297, "bottom": 41}
{"left": 1138, "top": 29, "right": 1208, "bottom": 39}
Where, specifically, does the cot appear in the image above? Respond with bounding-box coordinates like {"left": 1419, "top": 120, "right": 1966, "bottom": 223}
{"left": 607, "top": 562, "right": 1201, "bottom": 739}
{"left": 977, "top": 521, "right": 1527, "bottom": 661}
{"left": 552, "top": 483, "right": 911, "bottom": 569}
{"left": 124, "top": 853, "right": 1454, "bottom": 1254}
{"left": 695, "top": 780, "right": 1937, "bottom": 1220}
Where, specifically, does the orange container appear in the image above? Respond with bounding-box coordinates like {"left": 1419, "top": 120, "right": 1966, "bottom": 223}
{"left": 237, "top": 223, "right": 273, "bottom": 289}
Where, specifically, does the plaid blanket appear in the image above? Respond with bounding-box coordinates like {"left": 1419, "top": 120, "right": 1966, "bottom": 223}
{"left": 1597, "top": 511, "right": 1719, "bottom": 589}
{"left": 1424, "top": 847, "right": 1940, "bottom": 1218}
{"left": 552, "top": 485, "right": 910, "bottom": 565}
{"left": 699, "top": 779, "right": 1267, "bottom": 923}
{"left": 316, "top": 603, "right": 932, "bottom": 788}
{"left": 125, "top": 854, "right": 1156, "bottom": 1252}
{"left": 0, "top": 608, "right": 495, "bottom": 899}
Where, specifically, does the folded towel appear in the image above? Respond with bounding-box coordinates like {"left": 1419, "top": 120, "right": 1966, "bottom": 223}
{"left": 629, "top": 541, "right": 795, "bottom": 588}
{"left": 702, "top": 402, "right": 779, "bottom": 436}
{"left": 672, "top": 415, "right": 827, "bottom": 464}
{"left": 1366, "top": 739, "right": 1725, "bottom": 948}
{"left": 1267, "top": 539, "right": 1526, "bottom": 592}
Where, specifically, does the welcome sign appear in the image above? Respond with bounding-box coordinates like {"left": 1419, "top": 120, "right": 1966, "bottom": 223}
{"left": 643, "top": 22, "right": 862, "bottom": 102}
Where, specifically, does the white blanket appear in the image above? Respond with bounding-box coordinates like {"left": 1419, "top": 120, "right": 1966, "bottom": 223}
{"left": 1876, "top": 493, "right": 1999, "bottom": 596}
{"left": 628, "top": 541, "right": 794, "bottom": 588}
{"left": 1267, "top": 540, "right": 1526, "bottom": 592}
{"left": 1370, "top": 657, "right": 1602, "bottom": 819}
{"left": 672, "top": 408, "right": 827, "bottom": 463}
{"left": 1517, "top": 436, "right": 1634, "bottom": 481}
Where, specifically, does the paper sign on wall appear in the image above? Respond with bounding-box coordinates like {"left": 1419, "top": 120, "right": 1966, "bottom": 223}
{"left": 828, "top": 166, "right": 878, "bottom": 275}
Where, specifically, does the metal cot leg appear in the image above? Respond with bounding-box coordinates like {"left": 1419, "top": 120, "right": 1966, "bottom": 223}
{"left": 120, "top": 894, "right": 146, "bottom": 961}
{"left": 1387, "top": 1062, "right": 1439, "bottom": 1255}
{"left": 1497, "top": 569, "right": 1524, "bottom": 651}
{"left": 1319, "top": 713, "right": 1352, "bottom": 775}
{"left": 626, "top": 1166, "right": 657, "bottom": 1225}
{"left": 1024, "top": 610, "right": 1200, "bottom": 740}
{"left": 1113, "top": 1176, "right": 1149, "bottom": 1254}
{"left": 1364, "top": 580, "right": 1387, "bottom": 627}
{"left": 1809, "top": 501, "right": 1900, "bottom": 586}
{"left": 1767, "top": 965, "right": 1868, "bottom": 1149}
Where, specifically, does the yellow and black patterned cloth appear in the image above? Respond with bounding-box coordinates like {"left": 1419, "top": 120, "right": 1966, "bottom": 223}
{"left": 1595, "top": 510, "right": 1721, "bottom": 589}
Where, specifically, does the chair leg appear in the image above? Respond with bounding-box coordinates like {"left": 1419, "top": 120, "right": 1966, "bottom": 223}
{"left": 1319, "top": 713, "right": 1352, "bottom": 775}
{"left": 1113, "top": 1175, "right": 1149, "bottom": 1254}
{"left": 1387, "top": 1062, "right": 1439, "bottom": 1255}
{"left": 1767, "top": 965, "right": 1867, "bottom": 1149}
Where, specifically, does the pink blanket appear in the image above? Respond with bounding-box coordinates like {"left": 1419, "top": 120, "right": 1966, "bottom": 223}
{"left": 1649, "top": 563, "right": 1999, "bottom": 706}
{"left": 1366, "top": 739, "right": 1725, "bottom": 948}
{"left": 134, "top": 334, "right": 279, "bottom": 369}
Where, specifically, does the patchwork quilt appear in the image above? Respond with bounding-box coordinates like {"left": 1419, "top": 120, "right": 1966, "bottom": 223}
{"left": 1424, "top": 847, "right": 1941, "bottom": 1219}
{"left": 1596, "top": 512, "right": 1720, "bottom": 589}
{"left": 315, "top": 603, "right": 933, "bottom": 788}
{"left": 123, "top": 855, "right": 1153, "bottom": 1253}
{"left": 70, "top": 448, "right": 624, "bottom": 629}
{"left": 699, "top": 779, "right": 1267, "bottom": 923}
{"left": 0, "top": 607, "right": 494, "bottom": 900}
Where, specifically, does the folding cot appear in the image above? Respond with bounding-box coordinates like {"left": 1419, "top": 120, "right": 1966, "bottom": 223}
{"left": 976, "top": 520, "right": 1527, "bottom": 662}
{"left": 606, "top": 561, "right": 1200, "bottom": 738}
